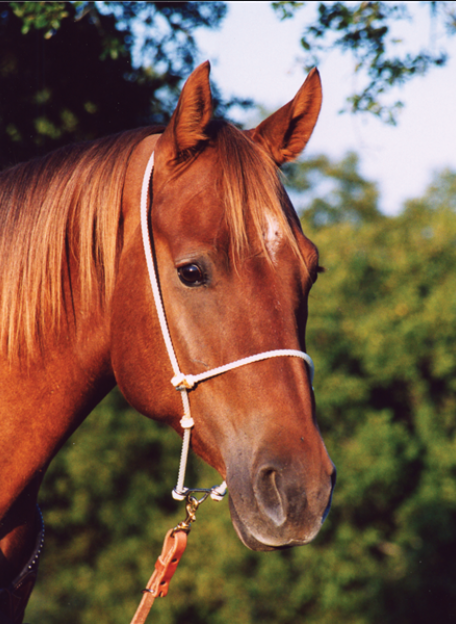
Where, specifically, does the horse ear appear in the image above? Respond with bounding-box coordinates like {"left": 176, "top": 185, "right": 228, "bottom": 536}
{"left": 249, "top": 68, "right": 322, "bottom": 166}
{"left": 160, "top": 61, "right": 213, "bottom": 159}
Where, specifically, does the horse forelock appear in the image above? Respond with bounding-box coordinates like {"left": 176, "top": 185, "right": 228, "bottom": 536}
{"left": 0, "top": 127, "right": 156, "bottom": 361}
{"left": 209, "top": 121, "right": 304, "bottom": 269}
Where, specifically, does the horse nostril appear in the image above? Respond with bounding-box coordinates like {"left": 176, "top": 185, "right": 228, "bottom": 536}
{"left": 254, "top": 466, "right": 287, "bottom": 526}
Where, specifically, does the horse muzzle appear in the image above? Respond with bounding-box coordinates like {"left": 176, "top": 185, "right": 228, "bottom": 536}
{"left": 226, "top": 453, "right": 336, "bottom": 551}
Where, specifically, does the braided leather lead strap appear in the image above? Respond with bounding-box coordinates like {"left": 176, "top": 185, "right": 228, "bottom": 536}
{"left": 129, "top": 530, "right": 188, "bottom": 624}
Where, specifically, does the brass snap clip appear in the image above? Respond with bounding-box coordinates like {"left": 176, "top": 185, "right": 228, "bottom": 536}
{"left": 172, "top": 490, "right": 210, "bottom": 534}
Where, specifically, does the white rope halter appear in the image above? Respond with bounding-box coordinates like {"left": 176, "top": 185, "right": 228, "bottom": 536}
{"left": 140, "top": 151, "right": 315, "bottom": 502}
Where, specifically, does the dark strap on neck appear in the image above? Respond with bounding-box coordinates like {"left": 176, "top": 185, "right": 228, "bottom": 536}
{"left": 0, "top": 506, "right": 44, "bottom": 624}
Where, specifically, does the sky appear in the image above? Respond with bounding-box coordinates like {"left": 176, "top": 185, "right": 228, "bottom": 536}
{"left": 194, "top": 2, "right": 456, "bottom": 215}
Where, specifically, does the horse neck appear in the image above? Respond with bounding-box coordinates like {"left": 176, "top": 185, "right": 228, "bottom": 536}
{"left": 0, "top": 135, "right": 167, "bottom": 515}
{"left": 0, "top": 308, "right": 115, "bottom": 518}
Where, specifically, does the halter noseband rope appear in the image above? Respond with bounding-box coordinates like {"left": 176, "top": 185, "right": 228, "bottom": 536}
{"left": 140, "top": 151, "right": 315, "bottom": 502}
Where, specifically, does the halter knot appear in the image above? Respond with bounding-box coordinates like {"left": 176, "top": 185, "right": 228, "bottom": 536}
{"left": 171, "top": 373, "right": 196, "bottom": 390}
{"left": 180, "top": 416, "right": 195, "bottom": 429}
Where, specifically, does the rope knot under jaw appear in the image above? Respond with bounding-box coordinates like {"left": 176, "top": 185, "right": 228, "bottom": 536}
{"left": 180, "top": 416, "right": 194, "bottom": 429}
{"left": 171, "top": 373, "right": 196, "bottom": 390}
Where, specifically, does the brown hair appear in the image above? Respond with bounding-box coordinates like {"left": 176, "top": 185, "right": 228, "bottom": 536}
{"left": 211, "top": 121, "right": 303, "bottom": 265}
{"left": 0, "top": 128, "right": 155, "bottom": 359}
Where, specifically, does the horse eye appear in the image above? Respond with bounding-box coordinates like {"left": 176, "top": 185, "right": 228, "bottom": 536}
{"left": 177, "top": 263, "right": 205, "bottom": 287}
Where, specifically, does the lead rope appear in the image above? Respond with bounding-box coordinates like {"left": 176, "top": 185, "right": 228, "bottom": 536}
{"left": 133, "top": 149, "right": 316, "bottom": 623}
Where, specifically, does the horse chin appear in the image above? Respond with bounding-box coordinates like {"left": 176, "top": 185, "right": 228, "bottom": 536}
{"left": 228, "top": 495, "right": 321, "bottom": 552}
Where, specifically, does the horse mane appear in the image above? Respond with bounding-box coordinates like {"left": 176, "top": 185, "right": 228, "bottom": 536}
{"left": 209, "top": 121, "right": 304, "bottom": 267}
{"left": 0, "top": 127, "right": 157, "bottom": 360}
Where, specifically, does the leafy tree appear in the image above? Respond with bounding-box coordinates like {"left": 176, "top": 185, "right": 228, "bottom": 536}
{"left": 26, "top": 162, "right": 456, "bottom": 624}
{"left": 283, "top": 152, "right": 381, "bottom": 226}
{"left": 293, "top": 160, "right": 456, "bottom": 623}
{"left": 0, "top": 1, "right": 232, "bottom": 169}
{"left": 273, "top": 1, "right": 456, "bottom": 123}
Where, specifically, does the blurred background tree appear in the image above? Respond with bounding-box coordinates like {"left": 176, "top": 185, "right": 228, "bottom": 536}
{"left": 0, "top": 1, "right": 241, "bottom": 169}
{"left": 273, "top": 1, "right": 456, "bottom": 123}
{"left": 2, "top": 1, "right": 456, "bottom": 170}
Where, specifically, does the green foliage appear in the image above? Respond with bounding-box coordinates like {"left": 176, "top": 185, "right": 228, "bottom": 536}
{"left": 299, "top": 165, "right": 456, "bottom": 623}
{"left": 273, "top": 1, "right": 456, "bottom": 123}
{"left": 9, "top": 1, "right": 80, "bottom": 37}
{"left": 25, "top": 163, "right": 456, "bottom": 623}
{"left": 283, "top": 152, "right": 381, "bottom": 225}
{"left": 0, "top": 2, "right": 231, "bottom": 170}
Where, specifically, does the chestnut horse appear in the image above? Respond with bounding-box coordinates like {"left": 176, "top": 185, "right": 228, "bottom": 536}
{"left": 0, "top": 62, "right": 335, "bottom": 623}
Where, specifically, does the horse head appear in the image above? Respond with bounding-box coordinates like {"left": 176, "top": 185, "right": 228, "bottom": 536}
{"left": 111, "top": 62, "right": 335, "bottom": 551}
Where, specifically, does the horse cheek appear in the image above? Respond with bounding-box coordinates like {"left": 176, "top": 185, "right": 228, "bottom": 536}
{"left": 110, "top": 246, "right": 181, "bottom": 429}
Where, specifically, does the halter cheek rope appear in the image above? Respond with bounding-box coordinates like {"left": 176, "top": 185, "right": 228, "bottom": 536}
{"left": 132, "top": 150, "right": 316, "bottom": 624}
{"left": 140, "top": 150, "right": 315, "bottom": 502}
